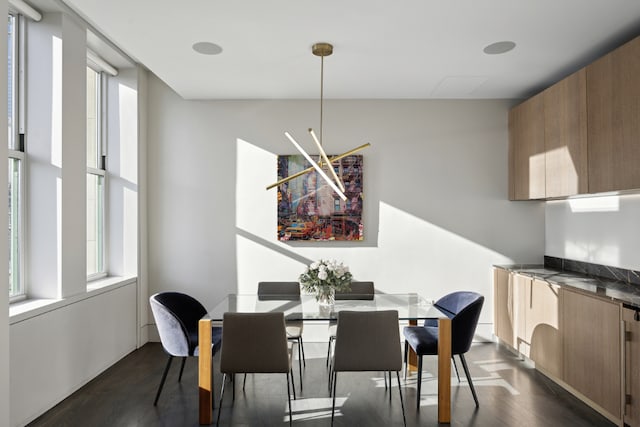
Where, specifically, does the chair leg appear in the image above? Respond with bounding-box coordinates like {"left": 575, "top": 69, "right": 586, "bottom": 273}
{"left": 297, "top": 340, "right": 303, "bottom": 388}
{"left": 396, "top": 371, "right": 407, "bottom": 427}
{"left": 211, "top": 357, "right": 216, "bottom": 409}
{"left": 242, "top": 373, "right": 247, "bottom": 391}
{"left": 416, "top": 356, "right": 423, "bottom": 412}
{"left": 216, "top": 373, "right": 227, "bottom": 426}
{"left": 384, "top": 370, "right": 388, "bottom": 390}
{"left": 452, "top": 355, "right": 460, "bottom": 382}
{"left": 459, "top": 354, "right": 479, "bottom": 407}
{"left": 331, "top": 372, "right": 338, "bottom": 426}
{"left": 178, "top": 357, "right": 187, "bottom": 382}
{"left": 232, "top": 373, "right": 236, "bottom": 401}
{"left": 290, "top": 368, "right": 297, "bottom": 400}
{"left": 388, "top": 371, "right": 392, "bottom": 401}
{"left": 326, "top": 337, "right": 333, "bottom": 367}
{"left": 403, "top": 340, "right": 409, "bottom": 382}
{"left": 153, "top": 355, "right": 173, "bottom": 406}
{"left": 299, "top": 336, "right": 306, "bottom": 367}
{"left": 286, "top": 372, "right": 293, "bottom": 427}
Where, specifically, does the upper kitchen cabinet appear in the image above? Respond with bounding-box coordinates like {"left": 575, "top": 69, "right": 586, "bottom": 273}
{"left": 544, "top": 69, "right": 588, "bottom": 198}
{"left": 587, "top": 36, "right": 640, "bottom": 193}
{"left": 509, "top": 92, "right": 546, "bottom": 200}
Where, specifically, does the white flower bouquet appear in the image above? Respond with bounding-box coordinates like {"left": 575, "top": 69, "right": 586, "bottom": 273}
{"left": 299, "top": 259, "right": 352, "bottom": 305}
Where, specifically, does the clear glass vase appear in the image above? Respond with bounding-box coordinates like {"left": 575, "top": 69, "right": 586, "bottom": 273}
{"left": 316, "top": 286, "right": 335, "bottom": 307}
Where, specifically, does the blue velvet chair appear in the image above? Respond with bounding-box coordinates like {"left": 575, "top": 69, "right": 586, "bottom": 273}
{"left": 149, "top": 292, "right": 222, "bottom": 406}
{"left": 403, "top": 291, "right": 484, "bottom": 410}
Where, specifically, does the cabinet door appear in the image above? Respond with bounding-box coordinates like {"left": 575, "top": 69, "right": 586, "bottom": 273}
{"left": 544, "top": 69, "right": 588, "bottom": 197}
{"left": 564, "top": 289, "right": 622, "bottom": 420}
{"left": 587, "top": 36, "right": 640, "bottom": 193}
{"left": 527, "top": 279, "right": 563, "bottom": 379}
{"left": 509, "top": 93, "right": 546, "bottom": 200}
{"left": 623, "top": 307, "right": 640, "bottom": 427}
{"left": 494, "top": 268, "right": 515, "bottom": 348}
{"left": 512, "top": 274, "right": 530, "bottom": 356}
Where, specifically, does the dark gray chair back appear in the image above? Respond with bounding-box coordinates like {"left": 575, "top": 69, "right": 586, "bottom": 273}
{"left": 257, "top": 281, "right": 301, "bottom": 301}
{"left": 220, "top": 312, "right": 291, "bottom": 373}
{"left": 335, "top": 281, "right": 375, "bottom": 300}
{"left": 333, "top": 310, "right": 402, "bottom": 372}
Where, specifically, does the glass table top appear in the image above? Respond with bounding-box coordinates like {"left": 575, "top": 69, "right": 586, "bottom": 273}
{"left": 204, "top": 293, "right": 449, "bottom": 322}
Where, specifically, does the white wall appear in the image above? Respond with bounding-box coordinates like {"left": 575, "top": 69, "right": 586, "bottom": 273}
{"left": 10, "top": 282, "right": 137, "bottom": 426}
{"left": 546, "top": 194, "right": 640, "bottom": 270}
{"left": 146, "top": 74, "right": 545, "bottom": 338}
{"left": 7, "top": 8, "right": 143, "bottom": 426}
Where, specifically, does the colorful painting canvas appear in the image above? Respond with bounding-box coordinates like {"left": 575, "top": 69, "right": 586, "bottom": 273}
{"left": 277, "top": 154, "right": 363, "bottom": 241}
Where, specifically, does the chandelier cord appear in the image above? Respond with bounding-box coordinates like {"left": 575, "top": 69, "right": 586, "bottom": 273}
{"left": 320, "top": 53, "right": 324, "bottom": 148}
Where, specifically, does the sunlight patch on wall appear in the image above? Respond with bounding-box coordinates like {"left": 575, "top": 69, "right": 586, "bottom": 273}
{"left": 51, "top": 36, "right": 62, "bottom": 168}
{"left": 235, "top": 138, "right": 277, "bottom": 239}
{"left": 122, "top": 187, "right": 137, "bottom": 276}
{"left": 371, "top": 201, "right": 510, "bottom": 297}
{"left": 568, "top": 195, "right": 619, "bottom": 213}
{"left": 118, "top": 83, "right": 138, "bottom": 184}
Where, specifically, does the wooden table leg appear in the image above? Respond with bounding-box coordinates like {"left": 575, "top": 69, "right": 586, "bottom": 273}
{"left": 408, "top": 319, "right": 418, "bottom": 373}
{"left": 199, "top": 319, "right": 213, "bottom": 425}
{"left": 438, "top": 317, "right": 452, "bottom": 423}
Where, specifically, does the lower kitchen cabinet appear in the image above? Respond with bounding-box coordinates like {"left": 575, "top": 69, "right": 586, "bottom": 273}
{"left": 493, "top": 268, "right": 515, "bottom": 347}
{"left": 624, "top": 306, "right": 640, "bottom": 427}
{"left": 563, "top": 288, "right": 621, "bottom": 422}
{"left": 494, "top": 268, "right": 626, "bottom": 424}
{"left": 527, "top": 279, "right": 563, "bottom": 379}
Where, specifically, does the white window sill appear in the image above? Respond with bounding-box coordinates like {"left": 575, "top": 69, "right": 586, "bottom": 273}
{"left": 9, "top": 275, "right": 137, "bottom": 325}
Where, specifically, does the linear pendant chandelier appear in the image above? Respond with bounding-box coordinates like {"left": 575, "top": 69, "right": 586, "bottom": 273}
{"left": 266, "top": 42, "right": 370, "bottom": 199}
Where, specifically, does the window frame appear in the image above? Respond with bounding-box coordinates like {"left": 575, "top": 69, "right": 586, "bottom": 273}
{"left": 8, "top": 12, "right": 26, "bottom": 302}
{"left": 86, "top": 64, "right": 107, "bottom": 281}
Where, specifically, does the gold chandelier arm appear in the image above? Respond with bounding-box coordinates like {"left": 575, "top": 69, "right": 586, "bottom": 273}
{"left": 266, "top": 142, "right": 370, "bottom": 190}
{"left": 283, "top": 132, "right": 347, "bottom": 200}
{"left": 309, "top": 128, "right": 345, "bottom": 192}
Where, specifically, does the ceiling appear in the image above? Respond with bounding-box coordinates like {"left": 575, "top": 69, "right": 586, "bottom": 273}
{"left": 55, "top": 0, "right": 640, "bottom": 100}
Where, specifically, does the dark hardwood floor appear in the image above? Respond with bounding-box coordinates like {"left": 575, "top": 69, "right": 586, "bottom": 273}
{"left": 28, "top": 342, "right": 614, "bottom": 426}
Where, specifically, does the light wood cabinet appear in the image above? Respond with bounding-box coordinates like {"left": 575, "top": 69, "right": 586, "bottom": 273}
{"left": 509, "top": 93, "right": 546, "bottom": 200}
{"left": 512, "top": 274, "right": 530, "bottom": 356}
{"left": 623, "top": 307, "right": 640, "bottom": 427}
{"left": 509, "top": 35, "right": 640, "bottom": 199}
{"left": 587, "top": 36, "right": 640, "bottom": 193}
{"left": 543, "top": 69, "right": 588, "bottom": 198}
{"left": 563, "top": 289, "right": 622, "bottom": 421}
{"left": 493, "top": 271, "right": 563, "bottom": 379}
{"left": 527, "top": 279, "right": 563, "bottom": 379}
{"left": 493, "top": 268, "right": 515, "bottom": 347}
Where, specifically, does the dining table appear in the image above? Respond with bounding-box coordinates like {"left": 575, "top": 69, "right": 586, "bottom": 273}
{"left": 197, "top": 293, "right": 452, "bottom": 424}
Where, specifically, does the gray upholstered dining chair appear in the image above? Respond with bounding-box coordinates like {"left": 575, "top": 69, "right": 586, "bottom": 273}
{"left": 330, "top": 310, "right": 406, "bottom": 426}
{"left": 257, "top": 282, "right": 306, "bottom": 377}
{"left": 149, "top": 292, "right": 222, "bottom": 406}
{"left": 216, "top": 312, "right": 295, "bottom": 426}
{"left": 326, "top": 281, "right": 375, "bottom": 367}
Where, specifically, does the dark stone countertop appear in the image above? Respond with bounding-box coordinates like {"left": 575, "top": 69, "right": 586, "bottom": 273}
{"left": 494, "top": 264, "right": 640, "bottom": 310}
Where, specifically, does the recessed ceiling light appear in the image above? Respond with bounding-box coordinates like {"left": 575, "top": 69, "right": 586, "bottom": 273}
{"left": 483, "top": 41, "right": 516, "bottom": 55}
{"left": 192, "top": 42, "right": 223, "bottom": 55}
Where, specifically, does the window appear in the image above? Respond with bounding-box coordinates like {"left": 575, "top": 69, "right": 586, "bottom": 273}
{"left": 86, "top": 66, "right": 106, "bottom": 279}
{"left": 8, "top": 12, "right": 25, "bottom": 299}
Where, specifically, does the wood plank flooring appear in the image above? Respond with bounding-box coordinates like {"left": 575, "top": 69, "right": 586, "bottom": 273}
{"left": 27, "top": 342, "right": 614, "bottom": 426}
